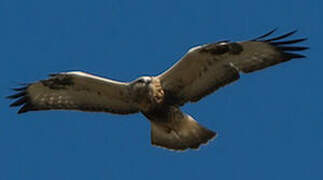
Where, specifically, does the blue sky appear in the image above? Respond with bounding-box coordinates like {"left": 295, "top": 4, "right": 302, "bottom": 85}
{"left": 1, "top": 0, "right": 322, "bottom": 179}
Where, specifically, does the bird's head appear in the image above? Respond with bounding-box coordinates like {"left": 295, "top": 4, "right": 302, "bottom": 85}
{"left": 130, "top": 76, "right": 154, "bottom": 101}
{"left": 130, "top": 76, "right": 153, "bottom": 90}
{"left": 130, "top": 76, "right": 165, "bottom": 106}
{"left": 134, "top": 76, "right": 152, "bottom": 85}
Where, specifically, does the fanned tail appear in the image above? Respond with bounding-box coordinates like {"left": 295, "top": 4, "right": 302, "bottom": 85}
{"left": 150, "top": 113, "right": 216, "bottom": 151}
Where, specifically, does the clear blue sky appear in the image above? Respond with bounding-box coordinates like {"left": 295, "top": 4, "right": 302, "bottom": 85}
{"left": 1, "top": 0, "right": 322, "bottom": 179}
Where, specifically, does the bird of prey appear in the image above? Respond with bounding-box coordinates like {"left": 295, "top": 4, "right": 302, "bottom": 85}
{"left": 8, "top": 29, "right": 307, "bottom": 151}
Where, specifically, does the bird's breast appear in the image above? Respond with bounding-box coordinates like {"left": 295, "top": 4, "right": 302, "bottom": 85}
{"left": 138, "top": 78, "right": 165, "bottom": 111}
{"left": 150, "top": 78, "right": 165, "bottom": 104}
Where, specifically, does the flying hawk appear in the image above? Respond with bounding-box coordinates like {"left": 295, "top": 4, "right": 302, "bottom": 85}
{"left": 8, "top": 29, "right": 307, "bottom": 151}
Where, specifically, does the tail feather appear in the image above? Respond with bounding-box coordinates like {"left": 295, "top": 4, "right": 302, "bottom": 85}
{"left": 150, "top": 114, "right": 216, "bottom": 151}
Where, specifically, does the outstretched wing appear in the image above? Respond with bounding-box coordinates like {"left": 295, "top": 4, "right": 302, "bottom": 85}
{"left": 158, "top": 30, "right": 308, "bottom": 105}
{"left": 8, "top": 71, "right": 140, "bottom": 114}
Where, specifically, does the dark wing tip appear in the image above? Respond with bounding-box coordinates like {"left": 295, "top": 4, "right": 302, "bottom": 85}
{"left": 12, "top": 87, "right": 28, "bottom": 91}
{"left": 270, "top": 38, "right": 307, "bottom": 45}
{"left": 252, "top": 28, "right": 278, "bottom": 41}
{"left": 49, "top": 73, "right": 59, "bottom": 77}
{"left": 281, "top": 53, "right": 306, "bottom": 60}
{"left": 264, "top": 30, "right": 298, "bottom": 42}
{"left": 17, "top": 104, "right": 32, "bottom": 114}
{"left": 7, "top": 85, "right": 32, "bottom": 114}
{"left": 252, "top": 29, "right": 308, "bottom": 60}
{"left": 6, "top": 92, "right": 26, "bottom": 99}
{"left": 278, "top": 46, "right": 309, "bottom": 51}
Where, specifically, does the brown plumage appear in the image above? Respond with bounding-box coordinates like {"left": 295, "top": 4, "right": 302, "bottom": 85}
{"left": 8, "top": 29, "right": 307, "bottom": 151}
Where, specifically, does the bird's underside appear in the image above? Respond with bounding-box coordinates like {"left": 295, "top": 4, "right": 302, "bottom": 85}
{"left": 7, "top": 29, "right": 307, "bottom": 151}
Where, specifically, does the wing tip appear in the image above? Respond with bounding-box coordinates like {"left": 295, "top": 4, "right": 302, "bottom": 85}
{"left": 17, "top": 104, "right": 32, "bottom": 114}
{"left": 252, "top": 29, "right": 307, "bottom": 43}
{"left": 281, "top": 52, "right": 306, "bottom": 60}
{"left": 252, "top": 29, "right": 308, "bottom": 60}
{"left": 7, "top": 84, "right": 32, "bottom": 114}
{"left": 49, "top": 73, "right": 58, "bottom": 77}
{"left": 252, "top": 28, "right": 278, "bottom": 41}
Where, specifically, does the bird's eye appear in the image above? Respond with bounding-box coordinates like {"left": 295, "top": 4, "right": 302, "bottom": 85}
{"left": 137, "top": 79, "right": 145, "bottom": 83}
